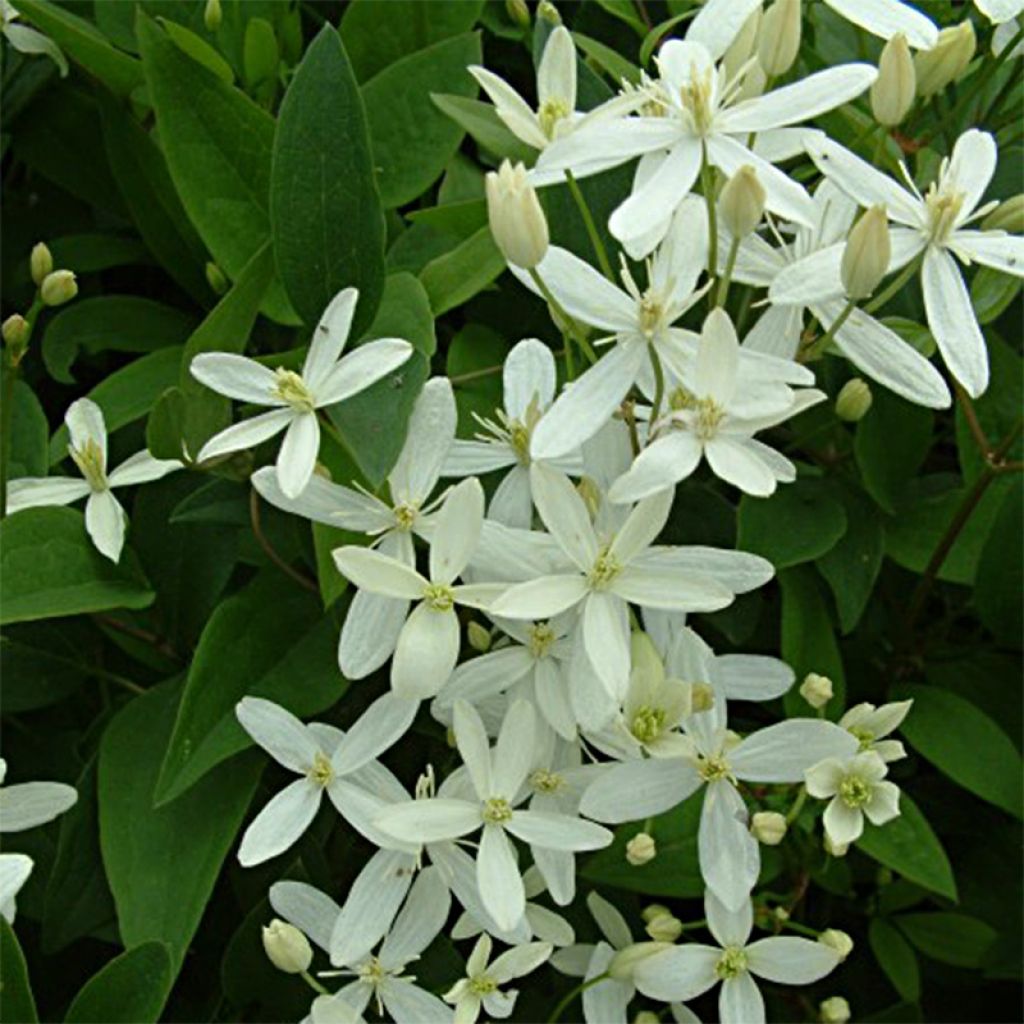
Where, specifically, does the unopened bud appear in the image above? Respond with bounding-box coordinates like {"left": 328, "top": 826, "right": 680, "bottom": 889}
{"left": 633, "top": 1013, "right": 661, "bottom": 1024}
{"left": 800, "top": 673, "right": 833, "bottom": 710}
{"left": 835, "top": 378, "right": 873, "bottom": 422}
{"left": 842, "top": 205, "right": 890, "bottom": 300}
{"left": 630, "top": 631, "right": 662, "bottom": 677}
{"left": 645, "top": 912, "right": 683, "bottom": 943}
{"left": 30, "top": 242, "right": 53, "bottom": 286}
{"left": 773, "top": 905, "right": 790, "bottom": 922}
{"left": 641, "top": 903, "right": 669, "bottom": 924}
{"left": 758, "top": 0, "right": 801, "bottom": 76}
{"left": 576, "top": 476, "right": 600, "bottom": 520}
{"left": 820, "top": 997, "right": 851, "bottom": 1024}
{"left": 467, "top": 621, "right": 491, "bottom": 653}
{"left": 982, "top": 194, "right": 1024, "bottom": 233}
{"left": 40, "top": 270, "right": 77, "bottom": 307}
{"left": 608, "top": 941, "right": 672, "bottom": 980}
{"left": 505, "top": 0, "right": 530, "bottom": 28}
{"left": 2, "top": 315, "right": 29, "bottom": 348}
{"left": 722, "top": 6, "right": 761, "bottom": 81}
{"left": 720, "top": 165, "right": 766, "bottom": 239}
{"left": 206, "top": 261, "right": 228, "bottom": 295}
{"left": 204, "top": 0, "right": 222, "bottom": 31}
{"left": 626, "top": 832, "right": 657, "bottom": 866}
{"left": 691, "top": 682, "right": 715, "bottom": 713}
{"left": 819, "top": 929, "right": 854, "bottom": 961}
{"left": 914, "top": 21, "right": 976, "bottom": 98}
{"left": 824, "top": 833, "right": 849, "bottom": 857}
{"left": 313, "top": 461, "right": 333, "bottom": 481}
{"left": 486, "top": 161, "right": 549, "bottom": 269}
{"left": 537, "top": 1, "right": 562, "bottom": 26}
{"left": 751, "top": 811, "right": 788, "bottom": 846}
{"left": 262, "top": 919, "right": 313, "bottom": 974}
{"left": 871, "top": 34, "right": 915, "bottom": 126}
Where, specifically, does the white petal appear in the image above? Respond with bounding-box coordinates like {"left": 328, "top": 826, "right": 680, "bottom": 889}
{"left": 715, "top": 655, "right": 794, "bottom": 701}
{"left": 190, "top": 352, "right": 278, "bottom": 404}
{"left": 583, "top": 592, "right": 631, "bottom": 697}
{"left": 688, "top": 0, "right": 762, "bottom": 59}
{"left": 534, "top": 658, "right": 577, "bottom": 741}
{"left": 84, "top": 489, "right": 127, "bottom": 562}
{"left": 252, "top": 467, "right": 390, "bottom": 531}
{"left": 922, "top": 246, "right": 989, "bottom": 397}
{"left": 746, "top": 936, "right": 839, "bottom": 984}
{"left": 719, "top": 973, "right": 765, "bottom": 1024}
{"left": 438, "top": 647, "right": 534, "bottom": 708}
{"left": 197, "top": 408, "right": 292, "bottom": 462}
{"left": 537, "top": 25, "right": 576, "bottom": 109}
{"left": 611, "top": 488, "right": 674, "bottom": 564}
{"left": 479, "top": 825, "right": 525, "bottom": 932}
{"left": 609, "top": 432, "right": 703, "bottom": 504}
{"left": 489, "top": 464, "right": 534, "bottom": 528}
{"left": 0, "top": 782, "right": 76, "bottom": 831}
{"left": 947, "top": 129, "right": 997, "bottom": 223}
{"left": 822, "top": 0, "right": 938, "bottom": 48}
{"left": 768, "top": 244, "right": 845, "bottom": 306}
{"left": 381, "top": 980, "right": 453, "bottom": 1024}
{"left": 376, "top": 798, "right": 481, "bottom": 844}
{"left": 504, "top": 338, "right": 557, "bottom": 420}
{"left": 276, "top": 412, "right": 320, "bottom": 499}
{"left": 338, "top": 589, "right": 410, "bottom": 678}
{"left": 950, "top": 230, "right": 1024, "bottom": 279}
{"left": 0, "top": 854, "right": 33, "bottom": 924}
{"left": 237, "top": 779, "right": 321, "bottom": 866}
{"left": 490, "top": 940, "right": 554, "bottom": 984}
{"left": 470, "top": 66, "right": 547, "bottom": 150}
{"left": 530, "top": 464, "right": 599, "bottom": 570}
{"left": 534, "top": 119, "right": 682, "bottom": 180}
{"left": 380, "top": 865, "right": 452, "bottom": 965}
{"left": 236, "top": 697, "right": 320, "bottom": 771}
{"left": 332, "top": 693, "right": 418, "bottom": 776}
{"left": 389, "top": 378, "right": 456, "bottom": 504}
{"left": 581, "top": 945, "right": 632, "bottom": 1024}
{"left": 507, "top": 810, "right": 611, "bottom": 851}
{"left": 431, "top": 477, "right": 484, "bottom": 584}
{"left": 316, "top": 339, "right": 413, "bottom": 407}
{"left": 653, "top": 195, "right": 709, "bottom": 306}
{"left": 493, "top": 700, "right": 537, "bottom": 797}
{"left": 270, "top": 880, "right": 341, "bottom": 953}
{"left": 705, "top": 437, "right": 777, "bottom": 496}
{"left": 588, "top": 891, "right": 633, "bottom": 950}
{"left": 444, "top": 440, "right": 518, "bottom": 476}
{"left": 304, "top": 288, "right": 357, "bottom": 389}
{"left": 392, "top": 604, "right": 460, "bottom": 699}
{"left": 823, "top": 797, "right": 865, "bottom": 845}
{"left": 864, "top": 780, "right": 902, "bottom": 825}
{"left": 743, "top": 305, "right": 802, "bottom": 360}
{"left": 612, "top": 565, "right": 734, "bottom": 611}
{"left": 640, "top": 546, "right": 773, "bottom": 593}
{"left": 490, "top": 575, "right": 588, "bottom": 619}
{"left": 108, "top": 450, "right": 182, "bottom": 488}
{"left": 579, "top": 758, "right": 703, "bottom": 823}
{"left": 699, "top": 780, "right": 759, "bottom": 911}
{"left": 732, "top": 720, "right": 858, "bottom": 783}
{"left": 695, "top": 309, "right": 739, "bottom": 404}
{"left": 705, "top": 887, "right": 754, "bottom": 948}
{"left": 5, "top": 476, "right": 90, "bottom": 512}
{"left": 333, "top": 545, "right": 427, "bottom": 599}
{"left": 454, "top": 699, "right": 494, "bottom": 798}
{"left": 633, "top": 945, "right": 720, "bottom": 1002}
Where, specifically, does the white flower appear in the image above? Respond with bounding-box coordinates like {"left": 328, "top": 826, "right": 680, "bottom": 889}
{"left": 333, "top": 478, "right": 502, "bottom": 698}
{"left": 444, "top": 933, "right": 552, "bottom": 1024}
{"left": 253, "top": 378, "right": 456, "bottom": 678}
{"left": 610, "top": 309, "right": 825, "bottom": 501}
{"left": 233, "top": 695, "right": 416, "bottom": 866}
{"left": 975, "top": 0, "right": 1024, "bottom": 25}
{"left": 374, "top": 700, "right": 611, "bottom": 932}
{"left": 839, "top": 700, "right": 912, "bottom": 762}
{"left": 191, "top": 287, "right": 413, "bottom": 497}
{"left": 805, "top": 750, "right": 902, "bottom": 846}
{"left": 632, "top": 889, "right": 841, "bottom": 1024}
{"left": 6, "top": 398, "right": 181, "bottom": 561}
{"left": 776, "top": 130, "right": 1024, "bottom": 397}
{"left": 443, "top": 339, "right": 583, "bottom": 527}
{"left": 820, "top": 0, "right": 939, "bottom": 49}
{"left": 1, "top": 1, "right": 68, "bottom": 75}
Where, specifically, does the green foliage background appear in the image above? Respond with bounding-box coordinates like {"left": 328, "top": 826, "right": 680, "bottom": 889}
{"left": 0, "top": 1, "right": 1020, "bottom": 1022}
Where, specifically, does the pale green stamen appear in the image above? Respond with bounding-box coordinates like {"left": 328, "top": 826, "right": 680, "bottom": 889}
{"left": 482, "top": 796, "right": 513, "bottom": 824}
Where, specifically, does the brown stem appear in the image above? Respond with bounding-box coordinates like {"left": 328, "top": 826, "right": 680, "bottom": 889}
{"left": 249, "top": 487, "right": 320, "bottom": 595}
{"left": 94, "top": 614, "right": 179, "bottom": 661}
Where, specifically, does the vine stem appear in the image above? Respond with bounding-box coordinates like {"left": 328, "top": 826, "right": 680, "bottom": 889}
{"left": 547, "top": 972, "right": 610, "bottom": 1023}
{"left": 715, "top": 236, "right": 740, "bottom": 308}
{"left": 566, "top": 169, "right": 615, "bottom": 281}
{"left": 300, "top": 971, "right": 329, "bottom": 996}
{"left": 863, "top": 252, "right": 924, "bottom": 315}
{"left": 700, "top": 149, "right": 718, "bottom": 308}
{"left": 799, "top": 300, "right": 855, "bottom": 363}
{"left": 529, "top": 268, "right": 595, "bottom": 377}
{"left": 648, "top": 345, "right": 667, "bottom": 430}
{"left": 249, "top": 487, "right": 320, "bottom": 594}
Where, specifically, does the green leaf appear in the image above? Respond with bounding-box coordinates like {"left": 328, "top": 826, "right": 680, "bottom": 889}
{"left": 570, "top": 32, "right": 641, "bottom": 86}
{"left": 0, "top": 917, "right": 38, "bottom": 1024}
{"left": 146, "top": 388, "right": 187, "bottom": 462}
{"left": 136, "top": 11, "right": 294, "bottom": 324}
{"left": 0, "top": 621, "right": 93, "bottom": 713}
{"left": 971, "top": 265, "right": 1021, "bottom": 324}
{"left": 737, "top": 479, "right": 847, "bottom": 569}
{"left": 817, "top": 486, "right": 884, "bottom": 633}
{"left": 41, "top": 296, "right": 195, "bottom": 384}
{"left": 973, "top": 481, "right": 1023, "bottom": 646}
{"left": 593, "top": 0, "right": 648, "bottom": 34}
{"left": 243, "top": 17, "right": 279, "bottom": 92}
{"left": 15, "top": 0, "right": 143, "bottom": 97}
{"left": 0, "top": 507, "right": 154, "bottom": 626}
{"left": 98, "top": 679, "right": 260, "bottom": 975}
{"left": 271, "top": 25, "right": 386, "bottom": 335}
{"left": 857, "top": 793, "right": 958, "bottom": 901}
{"left": 419, "top": 225, "right": 504, "bottom": 316}
{"left": 161, "top": 17, "right": 234, "bottom": 83}
{"left": 65, "top": 943, "right": 172, "bottom": 1023}
{"left": 893, "top": 913, "right": 996, "bottom": 968}
{"left": 430, "top": 93, "right": 536, "bottom": 162}
{"left": 363, "top": 33, "right": 481, "bottom": 208}
{"left": 47, "top": 233, "right": 153, "bottom": 275}
{"left": 340, "top": 0, "right": 484, "bottom": 83}
{"left": 7, "top": 379, "right": 48, "bottom": 479}
{"left": 869, "top": 918, "right": 921, "bottom": 1002}
{"left": 155, "top": 572, "right": 346, "bottom": 804}
{"left": 893, "top": 683, "right": 1023, "bottom": 818}
{"left": 855, "top": 389, "right": 933, "bottom": 513}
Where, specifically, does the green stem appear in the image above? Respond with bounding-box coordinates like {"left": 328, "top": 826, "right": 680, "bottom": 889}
{"left": 716, "top": 236, "right": 740, "bottom": 308}
{"left": 648, "top": 345, "right": 666, "bottom": 430}
{"left": 529, "top": 268, "right": 596, "bottom": 373}
{"left": 700, "top": 149, "right": 718, "bottom": 306}
{"left": 800, "top": 300, "right": 856, "bottom": 362}
{"left": 785, "top": 785, "right": 808, "bottom": 825}
{"left": 954, "top": 23, "right": 1024, "bottom": 124}
{"left": 300, "top": 971, "right": 329, "bottom": 996}
{"left": 548, "top": 972, "right": 610, "bottom": 1023}
{"left": 777, "top": 917, "right": 819, "bottom": 938}
{"left": 871, "top": 125, "right": 889, "bottom": 168}
{"left": 863, "top": 252, "right": 924, "bottom": 314}
{"left": 566, "top": 169, "right": 615, "bottom": 281}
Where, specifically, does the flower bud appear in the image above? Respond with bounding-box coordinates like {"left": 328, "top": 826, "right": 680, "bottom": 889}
{"left": 262, "top": 919, "right": 313, "bottom": 974}
{"left": 982, "top": 194, "right": 1024, "bottom": 233}
{"left": 758, "top": 0, "right": 801, "bottom": 77}
{"left": 634, "top": 1013, "right": 661, "bottom": 1024}
{"left": 645, "top": 912, "right": 683, "bottom": 943}
{"left": 820, "top": 997, "right": 851, "bottom": 1024}
{"left": 204, "top": 0, "right": 222, "bottom": 31}
{"left": 486, "top": 161, "right": 549, "bottom": 269}
{"left": 819, "top": 929, "right": 854, "bottom": 961}
{"left": 538, "top": 1, "right": 562, "bottom": 26}
{"left": 824, "top": 833, "right": 849, "bottom": 857}
{"left": 720, "top": 165, "right": 766, "bottom": 239}
{"left": 914, "top": 21, "right": 976, "bottom": 98}
{"left": 835, "top": 378, "right": 873, "bottom": 422}
{"left": 467, "top": 621, "right": 491, "bottom": 653}
{"left": 576, "top": 476, "right": 601, "bottom": 520}
{"left": 691, "top": 682, "right": 716, "bottom": 713}
{"left": 842, "top": 205, "right": 890, "bottom": 300}
{"left": 608, "top": 941, "right": 672, "bottom": 980}
{"left": 773, "top": 905, "right": 790, "bottom": 922}
{"left": 871, "top": 34, "right": 915, "bottom": 127}
{"left": 30, "top": 242, "right": 53, "bottom": 286}
{"left": 40, "top": 270, "right": 77, "bottom": 307}
{"left": 505, "top": 0, "right": 530, "bottom": 27}
{"left": 722, "top": 6, "right": 761, "bottom": 81}
{"left": 751, "top": 810, "right": 788, "bottom": 846}
{"left": 630, "top": 631, "right": 662, "bottom": 678}
{"left": 206, "top": 261, "right": 228, "bottom": 295}
{"left": 626, "top": 832, "right": 657, "bottom": 866}
{"left": 800, "top": 673, "right": 833, "bottom": 710}
{"left": 2, "top": 315, "right": 29, "bottom": 349}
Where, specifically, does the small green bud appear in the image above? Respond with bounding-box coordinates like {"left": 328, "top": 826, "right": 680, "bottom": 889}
{"left": 467, "top": 621, "right": 491, "bottom": 653}
{"left": 626, "top": 832, "right": 657, "bottom": 866}
{"left": 30, "top": 242, "right": 53, "bottom": 286}
{"left": 871, "top": 34, "right": 915, "bottom": 127}
{"left": 204, "top": 0, "right": 222, "bottom": 32}
{"left": 538, "top": 1, "right": 562, "bottom": 26}
{"left": 914, "top": 21, "right": 976, "bottom": 98}
{"left": 841, "top": 205, "right": 891, "bottom": 300}
{"left": 40, "top": 270, "right": 77, "bottom": 307}
{"left": 820, "top": 997, "right": 851, "bottom": 1024}
{"left": 2, "top": 314, "right": 29, "bottom": 349}
{"left": 505, "top": 0, "right": 531, "bottom": 28}
{"left": 982, "top": 194, "right": 1024, "bottom": 233}
{"left": 261, "top": 919, "right": 312, "bottom": 974}
{"left": 645, "top": 911, "right": 683, "bottom": 943}
{"left": 824, "top": 832, "right": 849, "bottom": 857}
{"left": 634, "top": 1013, "right": 661, "bottom": 1024}
{"left": 206, "top": 261, "right": 229, "bottom": 295}
{"left": 800, "top": 672, "right": 833, "bottom": 710}
{"left": 751, "top": 810, "right": 787, "bottom": 846}
{"left": 720, "top": 165, "right": 766, "bottom": 239}
{"left": 608, "top": 942, "right": 672, "bottom": 980}
{"left": 835, "top": 378, "right": 873, "bottom": 422}
{"left": 758, "top": 0, "right": 801, "bottom": 77}
{"left": 819, "top": 929, "right": 854, "bottom": 962}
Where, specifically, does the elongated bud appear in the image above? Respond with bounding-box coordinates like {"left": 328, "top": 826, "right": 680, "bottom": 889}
{"left": 641, "top": 904, "right": 670, "bottom": 924}
{"left": 751, "top": 810, "right": 788, "bottom": 846}
{"left": 630, "top": 631, "right": 662, "bottom": 678}
{"left": 758, "top": 0, "right": 801, "bottom": 77}
{"left": 914, "top": 21, "right": 976, "bottom": 98}
{"left": 820, "top": 997, "right": 852, "bottom": 1024}
{"left": 819, "top": 929, "right": 854, "bottom": 961}
{"left": 30, "top": 242, "right": 53, "bottom": 286}
{"left": 538, "top": 1, "right": 562, "bottom": 26}
{"left": 871, "top": 34, "right": 915, "bottom": 126}
{"left": 608, "top": 941, "right": 672, "bottom": 980}
{"left": 206, "top": 261, "right": 228, "bottom": 295}
{"left": 982, "top": 194, "right": 1024, "bottom": 233}
{"left": 467, "top": 621, "right": 491, "bottom": 653}
{"left": 634, "top": 1013, "right": 661, "bottom": 1024}
{"left": 626, "top": 832, "right": 656, "bottom": 865}
{"left": 40, "top": 270, "right": 77, "bottom": 307}
{"left": 800, "top": 672, "right": 833, "bottom": 710}
{"left": 204, "top": 0, "right": 222, "bottom": 31}
{"left": 262, "top": 919, "right": 313, "bottom": 974}
{"left": 835, "top": 378, "right": 873, "bottom": 421}
{"left": 505, "top": 0, "right": 530, "bottom": 28}
{"left": 486, "top": 161, "right": 549, "bottom": 269}
{"left": 645, "top": 911, "right": 683, "bottom": 943}
{"left": 2, "top": 315, "right": 29, "bottom": 348}
{"left": 722, "top": 6, "right": 762, "bottom": 81}
{"left": 841, "top": 205, "right": 890, "bottom": 300}
{"left": 576, "top": 476, "right": 600, "bottom": 520}
{"left": 720, "top": 165, "right": 766, "bottom": 238}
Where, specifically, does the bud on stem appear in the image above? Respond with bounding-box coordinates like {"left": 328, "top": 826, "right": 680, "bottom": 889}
{"left": 486, "top": 161, "right": 549, "bottom": 270}
{"left": 841, "top": 206, "right": 890, "bottom": 300}
{"left": 30, "top": 243, "right": 53, "bottom": 286}
{"left": 871, "top": 34, "right": 915, "bottom": 127}
{"left": 720, "top": 165, "right": 767, "bottom": 239}
{"left": 914, "top": 21, "right": 976, "bottom": 98}
{"left": 758, "top": 0, "right": 801, "bottom": 77}
{"left": 40, "top": 270, "right": 78, "bottom": 307}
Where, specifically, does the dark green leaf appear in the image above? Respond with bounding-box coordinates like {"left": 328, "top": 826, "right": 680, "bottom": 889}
{"left": 430, "top": 93, "right": 536, "bottom": 163}
{"left": 973, "top": 481, "right": 1023, "bottom": 646}
{"left": 971, "top": 265, "right": 1021, "bottom": 324}
{"left": 0, "top": 917, "right": 38, "bottom": 1024}
{"left": 419, "top": 225, "right": 504, "bottom": 316}
{"left": 65, "top": 942, "right": 172, "bottom": 1023}
{"left": 869, "top": 919, "right": 921, "bottom": 1002}
{"left": 7, "top": 379, "right": 48, "bottom": 479}
{"left": 0, "top": 620, "right": 93, "bottom": 713}
{"left": 894, "top": 913, "right": 996, "bottom": 968}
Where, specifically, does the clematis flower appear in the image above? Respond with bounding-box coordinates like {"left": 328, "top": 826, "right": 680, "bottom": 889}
{"left": 774, "top": 130, "right": 1024, "bottom": 397}
{"left": 443, "top": 338, "right": 582, "bottom": 527}
{"left": 839, "top": 700, "right": 913, "bottom": 762}
{"left": 805, "top": 750, "right": 902, "bottom": 845}
{"left": 6, "top": 398, "right": 182, "bottom": 561}
{"left": 820, "top": 0, "right": 939, "bottom": 49}
{"left": 191, "top": 287, "right": 413, "bottom": 498}
{"left": 444, "top": 933, "right": 552, "bottom": 1024}
{"left": 631, "top": 890, "right": 841, "bottom": 1024}
{"left": 374, "top": 700, "right": 612, "bottom": 932}
{"left": 252, "top": 378, "right": 456, "bottom": 678}
{"left": 233, "top": 695, "right": 417, "bottom": 866}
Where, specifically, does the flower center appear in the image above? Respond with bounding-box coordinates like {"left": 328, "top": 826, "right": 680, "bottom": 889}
{"left": 529, "top": 769, "right": 565, "bottom": 794}
{"left": 715, "top": 946, "right": 748, "bottom": 980}
{"left": 469, "top": 974, "right": 498, "bottom": 995}
{"left": 587, "top": 547, "right": 622, "bottom": 589}
{"left": 482, "top": 796, "right": 514, "bottom": 824}
{"left": 679, "top": 65, "right": 715, "bottom": 136}
{"left": 424, "top": 583, "right": 455, "bottom": 611}
{"left": 669, "top": 386, "right": 696, "bottom": 411}
{"left": 272, "top": 368, "right": 316, "bottom": 412}
{"left": 693, "top": 397, "right": 726, "bottom": 441}
{"left": 308, "top": 751, "right": 334, "bottom": 788}
{"left": 698, "top": 753, "right": 733, "bottom": 782}
{"left": 393, "top": 502, "right": 418, "bottom": 531}
{"left": 848, "top": 726, "right": 875, "bottom": 752}
{"left": 538, "top": 97, "right": 571, "bottom": 139}
{"left": 637, "top": 292, "right": 665, "bottom": 339}
{"left": 839, "top": 775, "right": 872, "bottom": 808}
{"left": 924, "top": 186, "right": 965, "bottom": 246}
{"left": 527, "top": 622, "right": 557, "bottom": 659}
{"left": 508, "top": 420, "right": 531, "bottom": 463}
{"left": 415, "top": 764, "right": 436, "bottom": 800}
{"left": 631, "top": 706, "right": 667, "bottom": 745}
{"left": 70, "top": 438, "right": 107, "bottom": 491}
